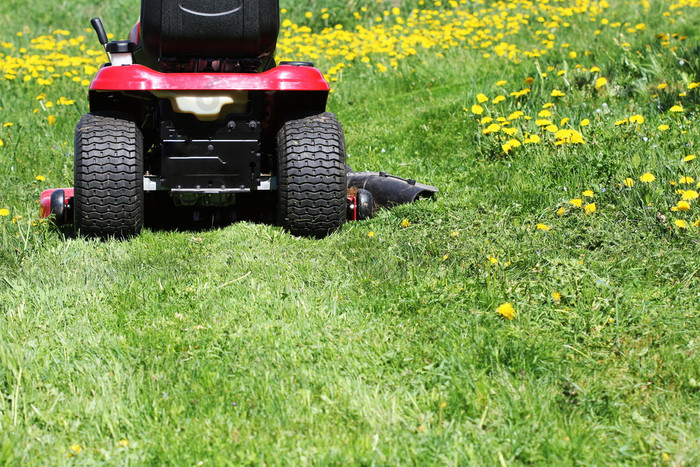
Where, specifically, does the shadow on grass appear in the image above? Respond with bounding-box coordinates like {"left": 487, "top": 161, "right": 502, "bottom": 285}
{"left": 50, "top": 191, "right": 278, "bottom": 239}
{"left": 142, "top": 191, "right": 278, "bottom": 233}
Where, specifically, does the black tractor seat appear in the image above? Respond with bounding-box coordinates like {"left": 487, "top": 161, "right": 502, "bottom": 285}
{"left": 136, "top": 0, "right": 279, "bottom": 72}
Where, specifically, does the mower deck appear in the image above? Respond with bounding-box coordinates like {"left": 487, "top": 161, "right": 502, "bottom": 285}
{"left": 40, "top": 169, "right": 438, "bottom": 229}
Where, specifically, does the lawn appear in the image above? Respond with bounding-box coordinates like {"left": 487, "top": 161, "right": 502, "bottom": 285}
{"left": 1, "top": 0, "right": 699, "bottom": 464}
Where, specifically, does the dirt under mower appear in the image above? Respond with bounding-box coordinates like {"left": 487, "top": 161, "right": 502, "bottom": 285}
{"left": 39, "top": 0, "right": 437, "bottom": 238}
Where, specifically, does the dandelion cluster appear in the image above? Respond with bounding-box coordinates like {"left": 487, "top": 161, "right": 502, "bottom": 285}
{"left": 1, "top": 29, "right": 99, "bottom": 86}
{"left": 464, "top": 58, "right": 698, "bottom": 156}
{"left": 623, "top": 164, "right": 700, "bottom": 229}
{"left": 467, "top": 92, "right": 588, "bottom": 154}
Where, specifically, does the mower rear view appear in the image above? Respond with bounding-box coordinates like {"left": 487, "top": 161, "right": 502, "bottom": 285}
{"left": 40, "top": 0, "right": 437, "bottom": 238}
{"left": 58, "top": 0, "right": 345, "bottom": 239}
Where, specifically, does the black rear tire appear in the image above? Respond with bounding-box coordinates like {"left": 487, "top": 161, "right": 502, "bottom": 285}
{"left": 277, "top": 112, "right": 347, "bottom": 237}
{"left": 74, "top": 113, "right": 144, "bottom": 239}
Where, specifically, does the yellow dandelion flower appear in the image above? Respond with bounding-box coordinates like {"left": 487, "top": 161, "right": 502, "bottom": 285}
{"left": 488, "top": 257, "right": 499, "bottom": 264}
{"left": 0, "top": 208, "right": 9, "bottom": 216}
{"left": 401, "top": 218, "right": 411, "bottom": 228}
{"left": 538, "top": 109, "right": 552, "bottom": 118}
{"left": 546, "top": 124, "right": 559, "bottom": 133}
{"left": 639, "top": 172, "right": 656, "bottom": 183}
{"left": 480, "top": 117, "right": 493, "bottom": 124}
{"left": 542, "top": 103, "right": 554, "bottom": 109}
{"left": 675, "top": 219, "right": 688, "bottom": 229}
{"left": 583, "top": 190, "right": 594, "bottom": 197}
{"left": 694, "top": 219, "right": 700, "bottom": 227}
{"left": 2, "top": 122, "right": 12, "bottom": 127}
{"left": 614, "top": 118, "right": 629, "bottom": 126}
{"left": 551, "top": 89, "right": 566, "bottom": 97}
{"left": 496, "top": 302, "right": 515, "bottom": 320}
{"left": 118, "top": 439, "right": 129, "bottom": 448}
{"left": 584, "top": 203, "right": 596, "bottom": 214}
{"left": 658, "top": 124, "right": 670, "bottom": 131}
{"left": 495, "top": 80, "right": 508, "bottom": 86}
{"left": 682, "top": 190, "right": 699, "bottom": 201}
{"left": 471, "top": 104, "right": 484, "bottom": 115}
{"left": 680, "top": 176, "right": 695, "bottom": 184}
{"left": 669, "top": 104, "right": 684, "bottom": 113}
{"left": 629, "top": 115, "right": 644, "bottom": 124}
{"left": 580, "top": 119, "right": 590, "bottom": 126}
{"left": 556, "top": 207, "right": 565, "bottom": 216}
{"left": 536, "top": 223, "right": 551, "bottom": 231}
{"left": 492, "top": 95, "right": 506, "bottom": 104}
{"left": 595, "top": 77, "right": 608, "bottom": 89}
{"left": 684, "top": 155, "right": 696, "bottom": 162}
{"left": 35, "top": 175, "right": 46, "bottom": 181}
{"left": 368, "top": 231, "right": 375, "bottom": 238}
{"left": 676, "top": 201, "right": 691, "bottom": 211}
{"left": 476, "top": 93, "right": 489, "bottom": 103}
{"left": 507, "top": 111, "right": 524, "bottom": 120}
{"left": 482, "top": 123, "right": 501, "bottom": 134}
{"left": 590, "top": 66, "right": 601, "bottom": 73}
{"left": 48, "top": 115, "right": 57, "bottom": 125}
{"left": 69, "top": 444, "right": 82, "bottom": 455}
{"left": 552, "top": 291, "right": 562, "bottom": 302}
{"left": 570, "top": 198, "right": 583, "bottom": 208}
{"left": 623, "top": 178, "right": 635, "bottom": 187}
{"left": 554, "top": 129, "right": 584, "bottom": 144}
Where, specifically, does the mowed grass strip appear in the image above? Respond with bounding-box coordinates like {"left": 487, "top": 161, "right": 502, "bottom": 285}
{"left": 1, "top": 0, "right": 699, "bottom": 464}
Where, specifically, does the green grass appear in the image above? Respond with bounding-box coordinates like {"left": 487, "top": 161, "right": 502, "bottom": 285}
{"left": 1, "top": 0, "right": 700, "bottom": 464}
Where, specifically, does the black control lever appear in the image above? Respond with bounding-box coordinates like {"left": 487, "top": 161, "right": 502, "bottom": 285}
{"left": 90, "top": 17, "right": 109, "bottom": 46}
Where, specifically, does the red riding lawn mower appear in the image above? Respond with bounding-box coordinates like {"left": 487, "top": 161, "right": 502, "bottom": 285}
{"left": 39, "top": 0, "right": 437, "bottom": 238}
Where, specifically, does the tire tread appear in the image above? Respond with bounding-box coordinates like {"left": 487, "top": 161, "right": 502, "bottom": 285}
{"left": 277, "top": 112, "right": 347, "bottom": 237}
{"left": 74, "top": 113, "right": 144, "bottom": 239}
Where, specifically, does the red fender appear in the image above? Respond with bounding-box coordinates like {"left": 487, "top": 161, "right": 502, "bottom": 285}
{"left": 90, "top": 64, "right": 330, "bottom": 92}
